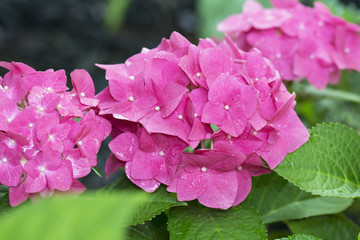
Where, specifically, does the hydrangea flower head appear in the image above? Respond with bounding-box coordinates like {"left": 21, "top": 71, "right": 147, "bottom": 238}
{"left": 99, "top": 32, "right": 309, "bottom": 209}
{"left": 0, "top": 62, "right": 111, "bottom": 206}
{"left": 218, "top": 0, "right": 360, "bottom": 89}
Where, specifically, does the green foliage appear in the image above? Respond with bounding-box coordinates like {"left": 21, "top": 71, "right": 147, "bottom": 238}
{"left": 0, "top": 186, "right": 10, "bottom": 215}
{"left": 100, "top": 172, "right": 187, "bottom": 226}
{"left": 276, "top": 233, "right": 322, "bottom": 240}
{"left": 244, "top": 173, "right": 353, "bottom": 223}
{"left": 287, "top": 215, "right": 360, "bottom": 240}
{"left": 309, "top": 0, "right": 360, "bottom": 24}
{"left": 167, "top": 204, "right": 267, "bottom": 240}
{"left": 0, "top": 192, "right": 146, "bottom": 240}
{"left": 127, "top": 213, "right": 169, "bottom": 240}
{"left": 276, "top": 123, "right": 360, "bottom": 198}
{"left": 104, "top": 0, "right": 132, "bottom": 32}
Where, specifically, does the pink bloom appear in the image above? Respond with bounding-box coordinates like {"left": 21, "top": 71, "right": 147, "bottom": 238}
{"left": 201, "top": 73, "right": 258, "bottom": 137}
{"left": 218, "top": 0, "right": 360, "bottom": 89}
{"left": 98, "top": 32, "right": 308, "bottom": 209}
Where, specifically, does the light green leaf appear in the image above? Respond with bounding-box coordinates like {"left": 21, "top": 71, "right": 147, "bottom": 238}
{"left": 104, "top": 0, "right": 132, "bottom": 32}
{"left": 244, "top": 173, "right": 353, "bottom": 223}
{"left": 276, "top": 233, "right": 322, "bottom": 240}
{"left": 196, "top": 0, "right": 271, "bottom": 38}
{"left": 101, "top": 172, "right": 187, "bottom": 226}
{"left": 168, "top": 205, "right": 267, "bottom": 240}
{"left": 0, "top": 192, "right": 146, "bottom": 240}
{"left": 287, "top": 215, "right": 360, "bottom": 240}
{"left": 275, "top": 123, "right": 360, "bottom": 198}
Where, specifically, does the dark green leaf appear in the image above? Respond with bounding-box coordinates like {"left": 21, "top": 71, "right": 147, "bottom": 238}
{"left": 276, "top": 233, "right": 322, "bottom": 240}
{"left": 127, "top": 213, "right": 169, "bottom": 240}
{"left": 287, "top": 215, "right": 360, "bottom": 240}
{"left": 168, "top": 205, "right": 267, "bottom": 240}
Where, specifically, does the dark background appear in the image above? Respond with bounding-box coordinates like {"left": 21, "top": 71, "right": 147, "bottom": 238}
{"left": 0, "top": 0, "right": 358, "bottom": 188}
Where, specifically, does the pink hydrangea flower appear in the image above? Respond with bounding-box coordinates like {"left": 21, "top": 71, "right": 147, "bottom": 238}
{"left": 99, "top": 32, "right": 309, "bottom": 209}
{"left": 218, "top": 0, "right": 360, "bottom": 89}
{"left": 0, "top": 62, "right": 111, "bottom": 206}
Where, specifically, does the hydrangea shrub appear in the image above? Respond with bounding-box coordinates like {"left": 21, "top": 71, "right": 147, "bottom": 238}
{"left": 218, "top": 0, "right": 360, "bottom": 89}
{"left": 97, "top": 32, "right": 309, "bottom": 209}
{"left": 0, "top": 62, "right": 111, "bottom": 206}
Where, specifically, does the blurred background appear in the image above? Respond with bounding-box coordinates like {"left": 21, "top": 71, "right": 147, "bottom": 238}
{"left": 0, "top": 0, "right": 359, "bottom": 189}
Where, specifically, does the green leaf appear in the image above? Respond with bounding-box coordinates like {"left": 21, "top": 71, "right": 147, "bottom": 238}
{"left": 91, "top": 166, "right": 102, "bottom": 177}
{"left": 127, "top": 213, "right": 169, "bottom": 240}
{"left": 168, "top": 205, "right": 267, "bottom": 240}
{"left": 244, "top": 172, "right": 353, "bottom": 223}
{"left": 196, "top": 0, "right": 244, "bottom": 38}
{"left": 287, "top": 215, "right": 360, "bottom": 240}
{"left": 276, "top": 233, "right": 322, "bottom": 240}
{"left": 101, "top": 172, "right": 187, "bottom": 226}
{"left": 0, "top": 192, "right": 146, "bottom": 240}
{"left": 104, "top": 0, "right": 132, "bottom": 33}
{"left": 275, "top": 123, "right": 360, "bottom": 198}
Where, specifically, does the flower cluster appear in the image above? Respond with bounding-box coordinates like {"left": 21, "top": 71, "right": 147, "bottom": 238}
{"left": 218, "top": 0, "right": 360, "bottom": 89}
{"left": 0, "top": 62, "right": 111, "bottom": 206}
{"left": 98, "top": 32, "right": 309, "bottom": 209}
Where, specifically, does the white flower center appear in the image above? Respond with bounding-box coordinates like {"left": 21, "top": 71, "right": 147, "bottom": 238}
{"left": 159, "top": 151, "right": 165, "bottom": 157}
{"left": 237, "top": 166, "right": 242, "bottom": 171}
{"left": 38, "top": 107, "right": 44, "bottom": 112}
{"left": 28, "top": 123, "right": 34, "bottom": 128}
{"left": 80, "top": 92, "right": 85, "bottom": 97}
{"left": 48, "top": 135, "right": 54, "bottom": 141}
{"left": 155, "top": 106, "right": 160, "bottom": 111}
{"left": 20, "top": 158, "right": 27, "bottom": 166}
{"left": 129, "top": 76, "right": 135, "bottom": 81}
{"left": 47, "top": 87, "right": 53, "bottom": 92}
{"left": 194, "top": 113, "right": 198, "bottom": 118}
{"left": 128, "top": 96, "right": 134, "bottom": 102}
{"left": 3, "top": 86, "right": 9, "bottom": 91}
{"left": 196, "top": 72, "right": 201, "bottom": 78}
{"left": 57, "top": 104, "right": 62, "bottom": 109}
{"left": 77, "top": 141, "right": 82, "bottom": 146}
{"left": 7, "top": 118, "right": 12, "bottom": 123}
{"left": 178, "top": 114, "right": 183, "bottom": 120}
{"left": 38, "top": 166, "right": 46, "bottom": 172}
{"left": 227, "top": 134, "right": 232, "bottom": 139}
{"left": 224, "top": 105, "right": 230, "bottom": 110}
{"left": 2, "top": 158, "right": 7, "bottom": 163}
{"left": 201, "top": 167, "right": 207, "bottom": 172}
{"left": 276, "top": 53, "right": 282, "bottom": 59}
